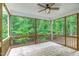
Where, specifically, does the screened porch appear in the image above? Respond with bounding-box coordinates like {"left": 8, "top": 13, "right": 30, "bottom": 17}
{"left": 0, "top": 3, "right": 79, "bottom": 56}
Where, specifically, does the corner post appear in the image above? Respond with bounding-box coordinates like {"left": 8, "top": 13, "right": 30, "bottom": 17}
{"left": 77, "top": 13, "right": 79, "bottom": 50}
{"left": 0, "top": 3, "right": 2, "bottom": 56}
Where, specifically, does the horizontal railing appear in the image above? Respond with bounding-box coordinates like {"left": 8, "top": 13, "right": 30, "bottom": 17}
{"left": 11, "top": 34, "right": 50, "bottom": 39}
{"left": 53, "top": 35, "right": 77, "bottom": 38}
{"left": 53, "top": 35, "right": 77, "bottom": 50}
{"left": 10, "top": 34, "right": 51, "bottom": 47}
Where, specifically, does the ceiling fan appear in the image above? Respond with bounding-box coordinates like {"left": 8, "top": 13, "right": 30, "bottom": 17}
{"left": 37, "top": 3, "right": 59, "bottom": 14}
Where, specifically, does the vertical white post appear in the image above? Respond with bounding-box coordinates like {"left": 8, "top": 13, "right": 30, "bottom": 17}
{"left": 50, "top": 18, "right": 53, "bottom": 41}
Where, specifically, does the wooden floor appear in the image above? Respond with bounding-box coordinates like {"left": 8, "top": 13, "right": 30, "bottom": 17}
{"left": 8, "top": 41, "right": 77, "bottom": 56}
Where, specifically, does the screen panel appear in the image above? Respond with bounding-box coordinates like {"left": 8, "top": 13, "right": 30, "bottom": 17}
{"left": 2, "top": 5, "right": 9, "bottom": 39}
{"left": 66, "top": 15, "right": 77, "bottom": 36}
{"left": 13, "top": 37, "right": 35, "bottom": 45}
{"left": 11, "top": 16, "right": 35, "bottom": 36}
{"left": 10, "top": 16, "right": 35, "bottom": 45}
{"left": 53, "top": 18, "right": 65, "bottom": 36}
{"left": 37, "top": 35, "right": 50, "bottom": 43}
{"left": 66, "top": 15, "right": 77, "bottom": 49}
{"left": 37, "top": 19, "right": 50, "bottom": 43}
{"left": 53, "top": 18, "right": 65, "bottom": 45}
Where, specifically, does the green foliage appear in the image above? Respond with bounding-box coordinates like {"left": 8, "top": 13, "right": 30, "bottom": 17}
{"left": 53, "top": 18, "right": 65, "bottom": 36}
{"left": 37, "top": 19, "right": 50, "bottom": 42}
{"left": 37, "top": 19, "right": 50, "bottom": 34}
{"left": 2, "top": 6, "right": 8, "bottom": 39}
{"left": 13, "top": 37, "right": 35, "bottom": 45}
{"left": 38, "top": 36, "right": 49, "bottom": 42}
{"left": 11, "top": 16, "right": 50, "bottom": 45}
{"left": 11, "top": 16, "right": 35, "bottom": 36}
{"left": 53, "top": 15, "right": 77, "bottom": 36}
{"left": 66, "top": 15, "right": 77, "bottom": 36}
{"left": 13, "top": 38, "right": 26, "bottom": 45}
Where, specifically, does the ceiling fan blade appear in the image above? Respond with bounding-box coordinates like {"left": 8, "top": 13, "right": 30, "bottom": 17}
{"left": 49, "top": 3, "right": 55, "bottom": 6}
{"left": 51, "top": 7, "right": 59, "bottom": 10}
{"left": 37, "top": 4, "right": 46, "bottom": 8}
{"left": 39, "top": 8, "right": 46, "bottom": 12}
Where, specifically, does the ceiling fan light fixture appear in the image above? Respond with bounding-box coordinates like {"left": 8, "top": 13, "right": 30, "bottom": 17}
{"left": 45, "top": 8, "right": 50, "bottom": 14}
{"left": 38, "top": 3, "right": 59, "bottom": 14}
